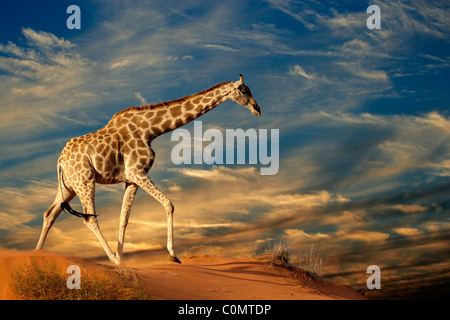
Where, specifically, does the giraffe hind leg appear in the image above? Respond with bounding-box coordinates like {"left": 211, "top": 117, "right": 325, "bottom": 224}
{"left": 36, "top": 188, "right": 76, "bottom": 250}
{"left": 116, "top": 182, "right": 138, "bottom": 262}
{"left": 74, "top": 181, "right": 120, "bottom": 264}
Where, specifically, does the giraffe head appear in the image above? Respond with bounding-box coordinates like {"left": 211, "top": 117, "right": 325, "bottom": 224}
{"left": 230, "top": 74, "right": 261, "bottom": 116}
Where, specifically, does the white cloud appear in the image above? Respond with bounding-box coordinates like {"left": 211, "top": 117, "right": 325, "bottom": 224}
{"left": 289, "top": 65, "right": 313, "bottom": 79}
{"left": 173, "top": 166, "right": 259, "bottom": 182}
{"left": 166, "top": 56, "right": 178, "bottom": 62}
{"left": 339, "top": 39, "right": 391, "bottom": 59}
{"left": 323, "top": 11, "right": 365, "bottom": 31}
{"left": 0, "top": 28, "right": 99, "bottom": 140}
{"left": 382, "top": 1, "right": 450, "bottom": 40}
{"left": 21, "top": 28, "right": 76, "bottom": 50}
{"left": 337, "top": 61, "right": 389, "bottom": 82}
{"left": 295, "top": 111, "right": 450, "bottom": 182}
{"left": 134, "top": 92, "right": 148, "bottom": 105}
{"left": 168, "top": 185, "right": 182, "bottom": 193}
{"left": 266, "top": 0, "right": 317, "bottom": 30}
{"left": 202, "top": 44, "right": 238, "bottom": 52}
{"left": 109, "top": 59, "right": 130, "bottom": 69}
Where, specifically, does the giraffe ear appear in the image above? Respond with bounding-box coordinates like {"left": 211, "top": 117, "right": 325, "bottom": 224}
{"left": 239, "top": 74, "right": 243, "bottom": 84}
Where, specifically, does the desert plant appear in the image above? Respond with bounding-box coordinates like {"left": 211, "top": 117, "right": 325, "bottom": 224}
{"left": 254, "top": 239, "right": 326, "bottom": 279}
{"left": 271, "top": 242, "right": 292, "bottom": 265}
{"left": 258, "top": 242, "right": 295, "bottom": 270}
{"left": 298, "top": 243, "right": 324, "bottom": 278}
{"left": 9, "top": 258, "right": 150, "bottom": 300}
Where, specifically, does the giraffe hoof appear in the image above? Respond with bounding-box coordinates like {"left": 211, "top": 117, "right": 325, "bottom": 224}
{"left": 169, "top": 256, "right": 181, "bottom": 264}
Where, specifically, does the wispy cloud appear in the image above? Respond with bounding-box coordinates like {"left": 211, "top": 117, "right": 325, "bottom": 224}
{"left": 336, "top": 61, "right": 389, "bottom": 82}
{"left": 381, "top": 204, "right": 429, "bottom": 214}
{"left": 0, "top": 180, "right": 57, "bottom": 230}
{"left": 336, "top": 230, "right": 390, "bottom": 243}
{"left": 173, "top": 166, "right": 259, "bottom": 182}
{"left": 284, "top": 111, "right": 450, "bottom": 195}
{"left": 393, "top": 227, "right": 424, "bottom": 238}
{"left": 265, "top": 0, "right": 318, "bottom": 30}
{"left": 0, "top": 28, "right": 99, "bottom": 137}
{"left": 289, "top": 65, "right": 314, "bottom": 79}
{"left": 134, "top": 92, "right": 148, "bottom": 105}
{"left": 284, "top": 229, "right": 330, "bottom": 242}
{"left": 202, "top": 44, "right": 238, "bottom": 52}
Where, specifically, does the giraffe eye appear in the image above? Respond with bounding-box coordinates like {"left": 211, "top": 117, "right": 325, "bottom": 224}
{"left": 238, "top": 85, "right": 247, "bottom": 94}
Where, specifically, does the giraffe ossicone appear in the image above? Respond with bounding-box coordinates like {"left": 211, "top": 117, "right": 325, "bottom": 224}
{"left": 36, "top": 75, "right": 261, "bottom": 264}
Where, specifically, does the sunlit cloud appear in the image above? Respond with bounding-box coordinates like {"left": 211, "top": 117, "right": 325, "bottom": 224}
{"left": 0, "top": 180, "right": 57, "bottom": 230}
{"left": 382, "top": 204, "right": 428, "bottom": 214}
{"left": 283, "top": 229, "right": 330, "bottom": 242}
{"left": 393, "top": 227, "right": 424, "bottom": 238}
{"left": 336, "top": 230, "right": 390, "bottom": 243}
{"left": 173, "top": 166, "right": 259, "bottom": 182}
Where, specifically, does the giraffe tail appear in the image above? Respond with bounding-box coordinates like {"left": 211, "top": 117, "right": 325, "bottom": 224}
{"left": 60, "top": 201, "right": 97, "bottom": 219}
{"left": 57, "top": 163, "right": 97, "bottom": 219}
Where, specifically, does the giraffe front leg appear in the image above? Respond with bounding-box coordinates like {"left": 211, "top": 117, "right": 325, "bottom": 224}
{"left": 165, "top": 201, "right": 181, "bottom": 263}
{"left": 135, "top": 175, "right": 181, "bottom": 263}
{"left": 116, "top": 183, "right": 138, "bottom": 262}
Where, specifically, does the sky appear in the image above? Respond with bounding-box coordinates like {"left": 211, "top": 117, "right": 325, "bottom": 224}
{"left": 0, "top": 0, "right": 449, "bottom": 299}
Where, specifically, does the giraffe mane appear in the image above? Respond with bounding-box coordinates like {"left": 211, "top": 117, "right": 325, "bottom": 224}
{"left": 111, "top": 81, "right": 232, "bottom": 120}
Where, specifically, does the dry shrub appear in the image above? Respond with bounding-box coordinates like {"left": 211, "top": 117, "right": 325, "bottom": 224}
{"left": 9, "top": 257, "right": 150, "bottom": 300}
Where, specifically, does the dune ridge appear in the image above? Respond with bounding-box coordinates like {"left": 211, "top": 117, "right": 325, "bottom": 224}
{"left": 0, "top": 248, "right": 363, "bottom": 300}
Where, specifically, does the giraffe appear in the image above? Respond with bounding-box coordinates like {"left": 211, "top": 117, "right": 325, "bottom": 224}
{"left": 36, "top": 74, "right": 261, "bottom": 264}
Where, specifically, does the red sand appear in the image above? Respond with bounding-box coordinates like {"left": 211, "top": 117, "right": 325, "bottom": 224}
{"left": 0, "top": 249, "right": 364, "bottom": 300}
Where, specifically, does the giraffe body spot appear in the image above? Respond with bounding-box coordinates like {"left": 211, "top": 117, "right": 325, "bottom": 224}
{"left": 161, "top": 119, "right": 172, "bottom": 130}
{"left": 170, "top": 105, "right": 182, "bottom": 118}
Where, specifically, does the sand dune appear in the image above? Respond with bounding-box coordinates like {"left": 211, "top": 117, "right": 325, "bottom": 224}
{"left": 0, "top": 249, "right": 363, "bottom": 300}
{"left": 0, "top": 249, "right": 88, "bottom": 299}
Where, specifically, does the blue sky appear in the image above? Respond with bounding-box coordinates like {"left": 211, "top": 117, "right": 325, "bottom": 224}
{"left": 0, "top": 0, "right": 449, "bottom": 298}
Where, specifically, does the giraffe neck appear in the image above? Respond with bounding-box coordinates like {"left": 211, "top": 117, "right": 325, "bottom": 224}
{"left": 110, "top": 81, "right": 235, "bottom": 142}
{"left": 160, "top": 81, "right": 236, "bottom": 135}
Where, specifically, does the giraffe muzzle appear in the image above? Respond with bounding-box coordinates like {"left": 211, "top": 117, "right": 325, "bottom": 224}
{"left": 252, "top": 104, "right": 261, "bottom": 117}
